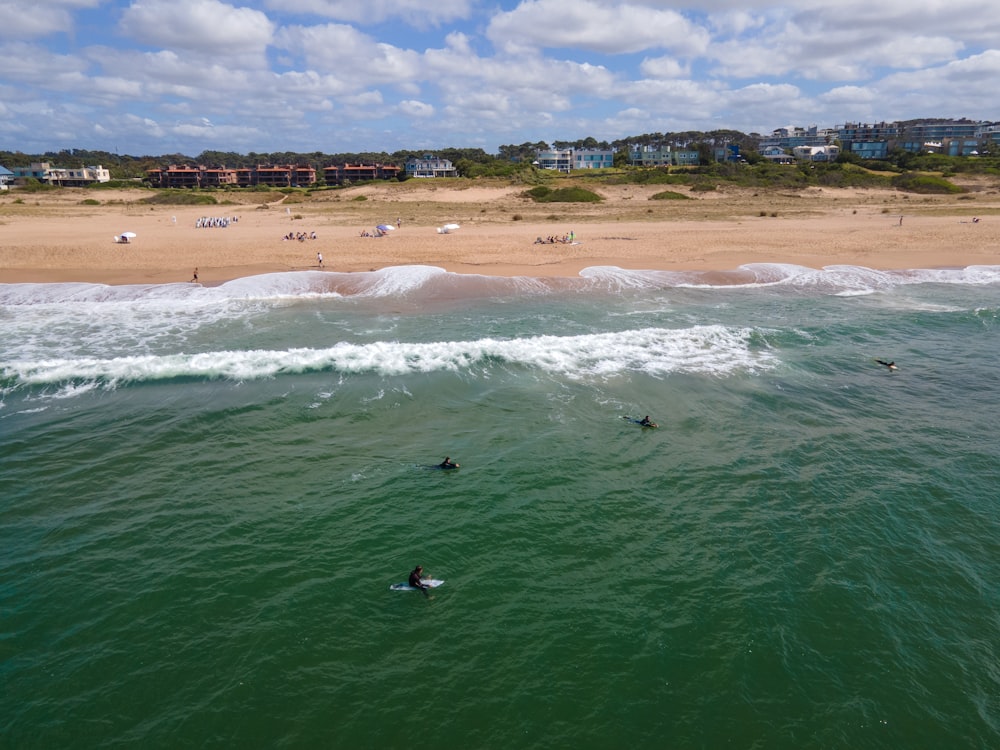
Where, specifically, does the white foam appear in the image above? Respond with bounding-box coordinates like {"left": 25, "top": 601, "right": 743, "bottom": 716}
{"left": 2, "top": 325, "right": 776, "bottom": 391}
{"left": 579, "top": 264, "right": 1000, "bottom": 293}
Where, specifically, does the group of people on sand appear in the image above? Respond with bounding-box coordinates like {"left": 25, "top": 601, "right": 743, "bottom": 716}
{"left": 283, "top": 231, "right": 317, "bottom": 242}
{"left": 195, "top": 216, "right": 237, "bottom": 228}
{"left": 534, "top": 231, "right": 576, "bottom": 245}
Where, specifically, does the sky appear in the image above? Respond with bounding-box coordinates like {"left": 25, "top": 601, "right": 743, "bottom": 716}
{"left": 1, "top": 0, "right": 998, "bottom": 157}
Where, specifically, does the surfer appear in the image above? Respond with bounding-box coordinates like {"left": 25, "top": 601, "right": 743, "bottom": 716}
{"left": 409, "top": 565, "right": 430, "bottom": 597}
{"left": 875, "top": 359, "right": 898, "bottom": 372}
{"left": 439, "top": 456, "right": 459, "bottom": 469}
{"left": 639, "top": 415, "right": 657, "bottom": 427}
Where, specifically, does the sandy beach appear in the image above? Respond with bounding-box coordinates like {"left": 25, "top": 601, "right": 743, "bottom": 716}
{"left": 1, "top": 180, "right": 998, "bottom": 285}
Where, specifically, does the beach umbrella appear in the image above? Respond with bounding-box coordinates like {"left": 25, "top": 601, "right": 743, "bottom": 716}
{"left": 376, "top": 224, "right": 395, "bottom": 231}
{"left": 442, "top": 223, "right": 460, "bottom": 231}
{"left": 121, "top": 232, "right": 137, "bottom": 239}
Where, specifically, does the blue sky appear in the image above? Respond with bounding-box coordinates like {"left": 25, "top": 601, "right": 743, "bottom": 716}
{"left": 1, "top": 0, "right": 997, "bottom": 156}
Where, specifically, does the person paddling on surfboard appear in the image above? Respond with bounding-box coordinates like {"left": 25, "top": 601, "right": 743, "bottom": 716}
{"left": 439, "top": 456, "right": 459, "bottom": 469}
{"left": 638, "top": 415, "right": 657, "bottom": 427}
{"left": 409, "top": 565, "right": 430, "bottom": 597}
{"left": 875, "top": 359, "right": 898, "bottom": 372}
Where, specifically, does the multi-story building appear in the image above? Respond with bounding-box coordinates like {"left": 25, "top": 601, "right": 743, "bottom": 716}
{"left": 628, "top": 145, "right": 672, "bottom": 167}
{"left": 404, "top": 154, "right": 458, "bottom": 178}
{"left": 976, "top": 123, "right": 1000, "bottom": 153}
{"left": 10, "top": 162, "right": 110, "bottom": 186}
{"left": 324, "top": 164, "right": 402, "bottom": 185}
{"left": 835, "top": 122, "right": 899, "bottom": 160}
{"left": 535, "top": 148, "right": 573, "bottom": 172}
{"left": 759, "top": 126, "right": 833, "bottom": 153}
{"left": 571, "top": 148, "right": 614, "bottom": 169}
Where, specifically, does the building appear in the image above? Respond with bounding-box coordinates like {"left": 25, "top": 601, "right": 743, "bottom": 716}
{"left": 535, "top": 148, "right": 572, "bottom": 172}
{"left": 148, "top": 164, "right": 201, "bottom": 189}
{"left": 324, "top": 163, "right": 402, "bottom": 185}
{"left": 791, "top": 144, "right": 840, "bottom": 162}
{"left": 10, "top": 162, "right": 110, "bottom": 186}
{"left": 976, "top": 123, "right": 1000, "bottom": 153}
{"left": 836, "top": 121, "right": 899, "bottom": 160}
{"left": 0, "top": 165, "right": 13, "bottom": 190}
{"left": 628, "top": 145, "right": 672, "bottom": 167}
{"left": 404, "top": 154, "right": 458, "bottom": 178}
{"left": 571, "top": 148, "right": 614, "bottom": 169}
{"left": 759, "top": 146, "right": 794, "bottom": 164}
{"left": 759, "top": 126, "right": 834, "bottom": 153}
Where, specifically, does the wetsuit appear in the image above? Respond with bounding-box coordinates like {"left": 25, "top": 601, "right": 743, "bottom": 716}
{"left": 409, "top": 569, "right": 429, "bottom": 595}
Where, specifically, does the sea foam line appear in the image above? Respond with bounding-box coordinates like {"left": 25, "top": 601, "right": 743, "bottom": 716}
{"left": 2, "top": 325, "right": 776, "bottom": 388}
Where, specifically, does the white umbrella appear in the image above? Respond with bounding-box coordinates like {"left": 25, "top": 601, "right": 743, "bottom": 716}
{"left": 442, "top": 223, "right": 460, "bottom": 231}
{"left": 121, "top": 232, "right": 137, "bottom": 239}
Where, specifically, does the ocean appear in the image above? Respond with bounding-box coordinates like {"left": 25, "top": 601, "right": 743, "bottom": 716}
{"left": 2, "top": 263, "right": 999, "bottom": 749}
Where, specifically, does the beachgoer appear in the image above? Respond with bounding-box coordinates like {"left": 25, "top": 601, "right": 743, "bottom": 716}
{"left": 409, "top": 565, "right": 430, "bottom": 596}
{"left": 439, "top": 457, "right": 459, "bottom": 469}
{"left": 317, "top": 252, "right": 324, "bottom": 268}
{"left": 191, "top": 267, "right": 198, "bottom": 283}
{"left": 876, "top": 359, "right": 898, "bottom": 372}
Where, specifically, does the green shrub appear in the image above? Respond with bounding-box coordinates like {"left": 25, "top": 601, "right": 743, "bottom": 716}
{"left": 80, "top": 198, "right": 101, "bottom": 205}
{"left": 142, "top": 190, "right": 218, "bottom": 205}
{"left": 352, "top": 195, "right": 367, "bottom": 201}
{"left": 18, "top": 178, "right": 56, "bottom": 193}
{"left": 649, "top": 190, "right": 690, "bottom": 200}
{"left": 891, "top": 173, "right": 965, "bottom": 194}
{"left": 524, "top": 186, "right": 602, "bottom": 203}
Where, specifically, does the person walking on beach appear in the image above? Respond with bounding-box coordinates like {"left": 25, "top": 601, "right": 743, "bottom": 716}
{"left": 317, "top": 252, "right": 324, "bottom": 268}
{"left": 191, "top": 267, "right": 199, "bottom": 283}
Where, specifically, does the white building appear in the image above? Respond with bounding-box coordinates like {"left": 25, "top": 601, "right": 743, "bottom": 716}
{"left": 791, "top": 145, "right": 840, "bottom": 162}
{"left": 404, "top": 154, "right": 458, "bottom": 178}
{"left": 10, "top": 162, "right": 111, "bottom": 186}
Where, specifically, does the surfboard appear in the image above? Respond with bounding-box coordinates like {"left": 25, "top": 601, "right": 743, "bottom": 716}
{"left": 390, "top": 579, "right": 445, "bottom": 591}
{"left": 622, "top": 416, "right": 658, "bottom": 428}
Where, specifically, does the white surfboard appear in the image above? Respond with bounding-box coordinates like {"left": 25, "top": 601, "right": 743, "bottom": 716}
{"left": 390, "top": 579, "right": 445, "bottom": 591}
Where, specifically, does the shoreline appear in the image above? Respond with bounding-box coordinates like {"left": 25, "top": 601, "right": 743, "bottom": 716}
{"left": 1, "top": 185, "right": 998, "bottom": 285}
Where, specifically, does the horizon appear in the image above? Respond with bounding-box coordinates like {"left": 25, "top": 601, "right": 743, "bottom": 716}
{"left": 1, "top": 1, "right": 998, "bottom": 157}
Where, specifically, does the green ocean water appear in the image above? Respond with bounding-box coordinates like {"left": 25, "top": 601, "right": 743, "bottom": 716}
{"left": 2, "top": 264, "right": 999, "bottom": 748}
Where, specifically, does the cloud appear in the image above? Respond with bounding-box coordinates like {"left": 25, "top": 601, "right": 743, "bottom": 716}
{"left": 398, "top": 99, "right": 434, "bottom": 117}
{"left": 263, "top": 0, "right": 473, "bottom": 27}
{"left": 273, "top": 24, "right": 421, "bottom": 84}
{"left": 119, "top": 0, "right": 274, "bottom": 58}
{"left": 487, "top": 0, "right": 710, "bottom": 56}
{"left": 0, "top": 0, "right": 99, "bottom": 40}
{"left": 639, "top": 56, "right": 690, "bottom": 79}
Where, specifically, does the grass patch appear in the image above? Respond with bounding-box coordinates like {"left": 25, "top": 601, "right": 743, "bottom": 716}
{"left": 142, "top": 190, "right": 218, "bottom": 205}
{"left": 649, "top": 190, "right": 690, "bottom": 201}
{"left": 523, "top": 186, "right": 603, "bottom": 203}
{"left": 80, "top": 198, "right": 101, "bottom": 205}
{"left": 891, "top": 173, "right": 966, "bottom": 194}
